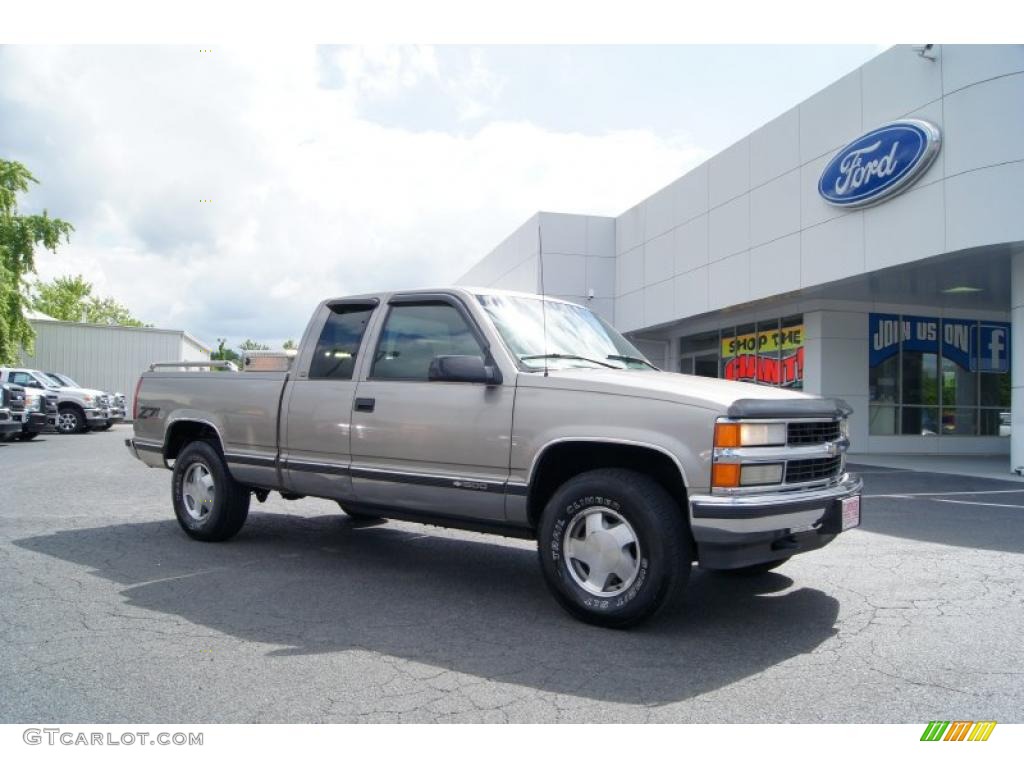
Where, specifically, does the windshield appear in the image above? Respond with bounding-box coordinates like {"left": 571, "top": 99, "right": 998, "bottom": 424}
{"left": 36, "top": 372, "right": 67, "bottom": 387}
{"left": 477, "top": 294, "right": 656, "bottom": 371}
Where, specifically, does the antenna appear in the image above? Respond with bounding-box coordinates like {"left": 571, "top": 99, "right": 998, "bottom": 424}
{"left": 538, "top": 219, "right": 549, "bottom": 377}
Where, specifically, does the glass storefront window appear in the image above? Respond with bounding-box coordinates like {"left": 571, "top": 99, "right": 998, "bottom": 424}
{"left": 901, "top": 352, "right": 939, "bottom": 406}
{"left": 869, "top": 405, "right": 899, "bottom": 435}
{"left": 980, "top": 409, "right": 1011, "bottom": 437}
{"left": 869, "top": 355, "right": 899, "bottom": 403}
{"left": 941, "top": 356, "right": 977, "bottom": 409}
{"left": 869, "top": 313, "right": 1011, "bottom": 437}
{"left": 679, "top": 315, "right": 803, "bottom": 390}
{"left": 902, "top": 406, "right": 940, "bottom": 436}
{"left": 980, "top": 373, "right": 1011, "bottom": 407}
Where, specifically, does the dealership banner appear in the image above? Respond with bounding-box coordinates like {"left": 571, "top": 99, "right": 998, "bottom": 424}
{"left": 721, "top": 324, "right": 803, "bottom": 358}
{"left": 721, "top": 324, "right": 804, "bottom": 387}
{"left": 869, "top": 313, "right": 1010, "bottom": 372}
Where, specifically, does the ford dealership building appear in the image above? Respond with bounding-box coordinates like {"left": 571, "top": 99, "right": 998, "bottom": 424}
{"left": 457, "top": 45, "right": 1024, "bottom": 467}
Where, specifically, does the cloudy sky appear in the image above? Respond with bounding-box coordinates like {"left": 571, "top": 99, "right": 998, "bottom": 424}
{"left": 1, "top": 45, "right": 882, "bottom": 347}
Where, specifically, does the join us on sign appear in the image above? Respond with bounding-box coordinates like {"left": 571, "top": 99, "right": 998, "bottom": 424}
{"left": 869, "top": 313, "right": 1010, "bottom": 373}
{"left": 872, "top": 318, "right": 969, "bottom": 353}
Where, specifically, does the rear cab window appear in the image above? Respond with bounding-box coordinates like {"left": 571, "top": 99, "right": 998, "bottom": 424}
{"left": 308, "top": 303, "right": 377, "bottom": 380}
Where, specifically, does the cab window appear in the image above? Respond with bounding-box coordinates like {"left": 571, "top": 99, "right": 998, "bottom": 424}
{"left": 371, "top": 302, "right": 484, "bottom": 381}
{"left": 308, "top": 304, "right": 376, "bottom": 380}
{"left": 9, "top": 372, "right": 40, "bottom": 388}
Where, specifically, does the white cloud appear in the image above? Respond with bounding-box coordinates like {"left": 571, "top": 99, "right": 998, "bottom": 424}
{"left": 1, "top": 45, "right": 706, "bottom": 347}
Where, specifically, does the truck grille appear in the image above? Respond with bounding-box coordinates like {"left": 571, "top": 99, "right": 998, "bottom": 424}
{"left": 785, "top": 456, "right": 842, "bottom": 484}
{"left": 787, "top": 420, "right": 841, "bottom": 445}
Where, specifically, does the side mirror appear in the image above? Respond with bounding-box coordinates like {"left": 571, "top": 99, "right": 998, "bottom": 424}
{"left": 428, "top": 355, "right": 502, "bottom": 385}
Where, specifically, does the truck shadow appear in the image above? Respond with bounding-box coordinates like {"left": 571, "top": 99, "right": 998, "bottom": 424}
{"left": 14, "top": 512, "right": 839, "bottom": 706}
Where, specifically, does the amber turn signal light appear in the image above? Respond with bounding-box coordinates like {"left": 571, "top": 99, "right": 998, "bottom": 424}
{"left": 711, "top": 463, "right": 741, "bottom": 487}
{"left": 714, "top": 422, "right": 741, "bottom": 448}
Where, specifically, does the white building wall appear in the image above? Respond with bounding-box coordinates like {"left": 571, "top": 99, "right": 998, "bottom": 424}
{"left": 21, "top": 320, "right": 210, "bottom": 416}
{"left": 613, "top": 44, "right": 1024, "bottom": 333}
{"left": 457, "top": 211, "right": 616, "bottom": 322}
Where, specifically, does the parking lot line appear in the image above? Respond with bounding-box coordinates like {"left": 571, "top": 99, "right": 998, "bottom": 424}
{"left": 929, "top": 498, "right": 1024, "bottom": 510}
{"left": 865, "top": 489, "right": 1024, "bottom": 499}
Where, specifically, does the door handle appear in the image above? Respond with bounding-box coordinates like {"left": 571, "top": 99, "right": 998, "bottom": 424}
{"left": 354, "top": 397, "right": 376, "bottom": 413}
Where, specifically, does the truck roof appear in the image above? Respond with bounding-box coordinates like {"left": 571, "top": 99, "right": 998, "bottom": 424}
{"left": 319, "top": 286, "right": 583, "bottom": 308}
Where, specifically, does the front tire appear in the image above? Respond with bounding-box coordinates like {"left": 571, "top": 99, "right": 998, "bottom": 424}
{"left": 18, "top": 432, "right": 39, "bottom": 441}
{"left": 537, "top": 468, "right": 692, "bottom": 628}
{"left": 172, "top": 441, "right": 250, "bottom": 542}
{"left": 56, "top": 406, "right": 86, "bottom": 434}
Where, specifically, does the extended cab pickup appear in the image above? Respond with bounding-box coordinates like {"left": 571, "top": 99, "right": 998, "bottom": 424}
{"left": 127, "top": 288, "right": 862, "bottom": 627}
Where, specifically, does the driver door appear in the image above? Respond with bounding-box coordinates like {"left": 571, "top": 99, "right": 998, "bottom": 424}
{"left": 349, "top": 295, "right": 515, "bottom": 522}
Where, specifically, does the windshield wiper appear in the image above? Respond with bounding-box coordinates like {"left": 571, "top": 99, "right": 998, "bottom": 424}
{"left": 521, "top": 353, "right": 619, "bottom": 369}
{"left": 606, "top": 354, "right": 657, "bottom": 370}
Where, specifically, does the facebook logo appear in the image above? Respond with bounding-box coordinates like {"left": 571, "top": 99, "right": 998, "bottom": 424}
{"left": 977, "top": 324, "right": 1010, "bottom": 373}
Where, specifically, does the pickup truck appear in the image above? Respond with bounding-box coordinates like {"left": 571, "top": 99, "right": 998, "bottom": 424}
{"left": 0, "top": 368, "right": 111, "bottom": 434}
{"left": 0, "top": 383, "right": 26, "bottom": 440}
{"left": 45, "top": 372, "right": 124, "bottom": 430}
{"left": 15, "top": 387, "right": 58, "bottom": 440}
{"left": 127, "top": 288, "right": 862, "bottom": 628}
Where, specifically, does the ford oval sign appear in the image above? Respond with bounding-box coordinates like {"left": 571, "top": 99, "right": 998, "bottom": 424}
{"left": 818, "top": 119, "right": 941, "bottom": 208}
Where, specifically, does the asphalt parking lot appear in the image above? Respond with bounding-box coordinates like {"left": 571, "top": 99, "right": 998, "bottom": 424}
{"left": 2, "top": 427, "right": 1022, "bottom": 723}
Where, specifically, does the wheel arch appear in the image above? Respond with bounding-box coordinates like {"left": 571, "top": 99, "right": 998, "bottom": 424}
{"left": 164, "top": 418, "right": 225, "bottom": 461}
{"left": 525, "top": 438, "right": 690, "bottom": 530}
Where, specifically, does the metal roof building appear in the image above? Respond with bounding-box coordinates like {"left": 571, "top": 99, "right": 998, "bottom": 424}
{"left": 19, "top": 313, "right": 210, "bottom": 415}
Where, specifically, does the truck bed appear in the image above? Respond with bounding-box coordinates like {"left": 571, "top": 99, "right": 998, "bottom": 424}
{"left": 133, "top": 370, "right": 289, "bottom": 461}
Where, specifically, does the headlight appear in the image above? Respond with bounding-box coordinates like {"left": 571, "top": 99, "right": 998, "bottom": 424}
{"left": 26, "top": 392, "right": 41, "bottom": 410}
{"left": 714, "top": 421, "right": 786, "bottom": 447}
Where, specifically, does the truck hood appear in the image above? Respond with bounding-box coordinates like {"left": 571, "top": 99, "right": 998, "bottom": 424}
{"left": 517, "top": 368, "right": 818, "bottom": 413}
{"left": 54, "top": 386, "right": 106, "bottom": 399}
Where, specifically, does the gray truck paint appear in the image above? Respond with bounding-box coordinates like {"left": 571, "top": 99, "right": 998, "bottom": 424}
{"left": 128, "top": 287, "right": 861, "bottom": 560}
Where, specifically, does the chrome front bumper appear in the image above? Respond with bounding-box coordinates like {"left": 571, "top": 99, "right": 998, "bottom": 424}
{"left": 689, "top": 473, "right": 863, "bottom": 569}
{"left": 85, "top": 408, "right": 110, "bottom": 424}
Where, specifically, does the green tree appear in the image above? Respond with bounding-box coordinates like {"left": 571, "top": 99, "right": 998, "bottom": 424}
{"left": 31, "top": 274, "right": 91, "bottom": 321}
{"left": 210, "top": 338, "right": 240, "bottom": 363}
{"left": 239, "top": 339, "right": 270, "bottom": 351}
{"left": 0, "top": 159, "right": 74, "bottom": 364}
{"left": 33, "top": 274, "right": 146, "bottom": 326}
{"left": 282, "top": 338, "right": 297, "bottom": 350}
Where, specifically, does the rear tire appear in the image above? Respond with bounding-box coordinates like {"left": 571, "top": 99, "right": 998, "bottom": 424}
{"left": 172, "top": 440, "right": 250, "bottom": 542}
{"left": 537, "top": 468, "right": 692, "bottom": 629}
{"left": 707, "top": 557, "right": 790, "bottom": 577}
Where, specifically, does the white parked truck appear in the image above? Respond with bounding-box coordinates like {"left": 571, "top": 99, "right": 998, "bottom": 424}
{"left": 0, "top": 368, "right": 111, "bottom": 434}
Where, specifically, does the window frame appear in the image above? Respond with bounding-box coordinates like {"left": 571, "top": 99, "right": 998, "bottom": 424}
{"left": 368, "top": 294, "right": 494, "bottom": 383}
{"left": 307, "top": 299, "right": 379, "bottom": 382}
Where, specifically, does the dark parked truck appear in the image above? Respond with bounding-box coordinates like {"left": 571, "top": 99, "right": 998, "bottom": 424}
{"left": 17, "top": 388, "right": 58, "bottom": 440}
{"left": 127, "top": 288, "right": 862, "bottom": 627}
{"left": 0, "top": 383, "right": 27, "bottom": 440}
